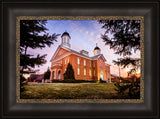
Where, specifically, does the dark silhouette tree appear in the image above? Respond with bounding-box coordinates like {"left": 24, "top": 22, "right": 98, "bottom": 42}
{"left": 99, "top": 20, "right": 141, "bottom": 74}
{"left": 20, "top": 20, "right": 59, "bottom": 74}
{"left": 63, "top": 63, "right": 75, "bottom": 80}
{"left": 44, "top": 67, "right": 51, "bottom": 80}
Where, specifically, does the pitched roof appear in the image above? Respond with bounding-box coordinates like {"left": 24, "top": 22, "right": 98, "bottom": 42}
{"left": 91, "top": 54, "right": 101, "bottom": 59}
{"left": 91, "top": 54, "right": 107, "bottom": 61}
{"left": 50, "top": 45, "right": 107, "bottom": 62}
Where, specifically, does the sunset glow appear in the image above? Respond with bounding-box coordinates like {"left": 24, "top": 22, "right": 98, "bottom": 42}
{"left": 26, "top": 20, "right": 140, "bottom": 78}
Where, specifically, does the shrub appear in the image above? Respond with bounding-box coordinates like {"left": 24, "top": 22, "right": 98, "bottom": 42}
{"left": 44, "top": 67, "right": 50, "bottom": 80}
{"left": 62, "top": 79, "right": 76, "bottom": 83}
{"left": 20, "top": 75, "right": 27, "bottom": 92}
{"left": 114, "top": 77, "right": 140, "bottom": 98}
{"left": 63, "top": 63, "right": 75, "bottom": 80}
{"left": 96, "top": 78, "right": 106, "bottom": 83}
{"left": 62, "top": 79, "right": 96, "bottom": 83}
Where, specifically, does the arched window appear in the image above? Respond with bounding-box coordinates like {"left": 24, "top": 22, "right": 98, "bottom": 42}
{"left": 58, "top": 70, "right": 61, "bottom": 80}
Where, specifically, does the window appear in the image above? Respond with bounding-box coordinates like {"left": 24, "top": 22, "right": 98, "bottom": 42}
{"left": 89, "top": 69, "right": 91, "bottom": 76}
{"left": 84, "top": 69, "right": 86, "bottom": 76}
{"left": 66, "top": 37, "right": 68, "bottom": 43}
{"left": 65, "top": 58, "right": 67, "bottom": 64}
{"left": 77, "top": 58, "right": 80, "bottom": 64}
{"left": 77, "top": 68, "right": 80, "bottom": 75}
{"left": 89, "top": 61, "right": 91, "bottom": 67}
{"left": 84, "top": 60, "right": 86, "bottom": 66}
{"left": 100, "top": 60, "right": 103, "bottom": 67}
{"left": 64, "top": 37, "right": 66, "bottom": 43}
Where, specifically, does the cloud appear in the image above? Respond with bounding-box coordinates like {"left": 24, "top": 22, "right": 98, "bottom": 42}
{"left": 90, "top": 32, "right": 95, "bottom": 36}
{"left": 85, "top": 31, "right": 89, "bottom": 35}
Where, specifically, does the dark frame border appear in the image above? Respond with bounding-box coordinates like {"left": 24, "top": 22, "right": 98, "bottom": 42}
{"left": 1, "top": 0, "right": 159, "bottom": 118}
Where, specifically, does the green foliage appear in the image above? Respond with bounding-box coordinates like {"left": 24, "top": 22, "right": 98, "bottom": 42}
{"left": 20, "top": 20, "right": 59, "bottom": 74}
{"left": 113, "top": 58, "right": 140, "bottom": 75}
{"left": 114, "top": 77, "right": 140, "bottom": 98}
{"left": 20, "top": 54, "right": 47, "bottom": 73}
{"left": 20, "top": 75, "right": 27, "bottom": 92}
{"left": 114, "top": 82, "right": 132, "bottom": 94}
{"left": 99, "top": 20, "right": 140, "bottom": 74}
{"left": 63, "top": 63, "right": 75, "bottom": 82}
{"left": 44, "top": 67, "right": 51, "bottom": 80}
{"left": 52, "top": 79, "right": 96, "bottom": 83}
{"left": 107, "top": 78, "right": 110, "bottom": 82}
{"left": 62, "top": 79, "right": 76, "bottom": 83}
{"left": 100, "top": 78, "right": 106, "bottom": 83}
{"left": 96, "top": 78, "right": 106, "bottom": 83}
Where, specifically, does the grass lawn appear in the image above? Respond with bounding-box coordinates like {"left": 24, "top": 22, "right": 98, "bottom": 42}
{"left": 20, "top": 83, "right": 137, "bottom": 99}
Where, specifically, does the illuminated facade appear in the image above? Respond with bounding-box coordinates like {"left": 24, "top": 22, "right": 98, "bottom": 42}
{"left": 50, "top": 32, "right": 111, "bottom": 82}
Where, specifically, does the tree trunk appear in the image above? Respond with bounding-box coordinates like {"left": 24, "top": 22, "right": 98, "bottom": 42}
{"left": 21, "top": 46, "right": 28, "bottom": 74}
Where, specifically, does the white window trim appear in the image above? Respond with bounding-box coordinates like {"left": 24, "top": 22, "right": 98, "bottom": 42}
{"left": 84, "top": 60, "right": 86, "bottom": 66}
{"left": 77, "top": 68, "right": 80, "bottom": 75}
{"left": 77, "top": 58, "right": 80, "bottom": 65}
{"left": 84, "top": 68, "right": 86, "bottom": 76}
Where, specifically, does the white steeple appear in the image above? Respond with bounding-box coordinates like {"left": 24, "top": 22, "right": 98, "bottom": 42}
{"left": 61, "top": 31, "right": 71, "bottom": 48}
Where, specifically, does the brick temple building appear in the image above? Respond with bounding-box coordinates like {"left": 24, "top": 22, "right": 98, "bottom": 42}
{"left": 50, "top": 32, "right": 111, "bottom": 82}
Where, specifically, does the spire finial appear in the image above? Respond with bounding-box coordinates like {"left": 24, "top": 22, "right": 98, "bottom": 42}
{"left": 96, "top": 43, "right": 98, "bottom": 46}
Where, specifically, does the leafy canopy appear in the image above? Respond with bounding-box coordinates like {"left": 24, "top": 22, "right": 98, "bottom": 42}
{"left": 20, "top": 20, "right": 59, "bottom": 74}
{"left": 99, "top": 20, "right": 140, "bottom": 74}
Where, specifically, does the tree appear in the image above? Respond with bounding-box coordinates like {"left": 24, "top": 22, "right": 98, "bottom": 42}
{"left": 44, "top": 67, "right": 51, "bottom": 80}
{"left": 20, "top": 20, "right": 59, "bottom": 74}
{"left": 63, "top": 63, "right": 75, "bottom": 80}
{"left": 99, "top": 20, "right": 140, "bottom": 74}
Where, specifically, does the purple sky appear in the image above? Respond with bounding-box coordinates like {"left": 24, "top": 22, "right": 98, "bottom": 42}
{"left": 26, "top": 20, "right": 140, "bottom": 77}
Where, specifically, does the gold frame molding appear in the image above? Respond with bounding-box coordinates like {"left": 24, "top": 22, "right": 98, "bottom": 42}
{"left": 16, "top": 16, "right": 144, "bottom": 103}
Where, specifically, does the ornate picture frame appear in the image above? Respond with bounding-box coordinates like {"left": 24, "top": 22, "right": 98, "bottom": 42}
{"left": 16, "top": 16, "right": 144, "bottom": 104}
{"left": 1, "top": 0, "right": 159, "bottom": 118}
